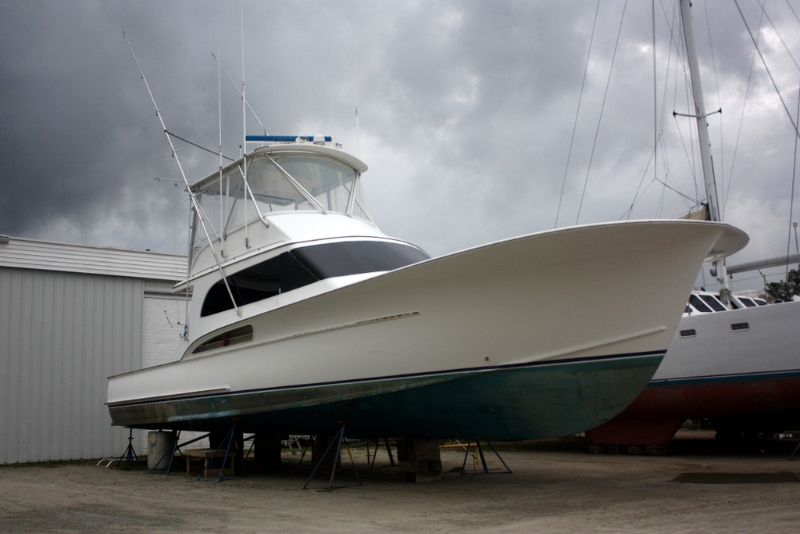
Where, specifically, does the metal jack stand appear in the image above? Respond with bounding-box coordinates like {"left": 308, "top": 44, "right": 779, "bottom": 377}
{"left": 243, "top": 434, "right": 256, "bottom": 460}
{"left": 789, "top": 440, "right": 800, "bottom": 461}
{"left": 368, "top": 438, "right": 396, "bottom": 468}
{"left": 98, "top": 428, "right": 141, "bottom": 468}
{"left": 196, "top": 424, "right": 248, "bottom": 483}
{"left": 460, "top": 440, "right": 512, "bottom": 476}
{"left": 149, "top": 431, "right": 211, "bottom": 475}
{"left": 297, "top": 437, "right": 310, "bottom": 464}
{"left": 303, "top": 424, "right": 362, "bottom": 491}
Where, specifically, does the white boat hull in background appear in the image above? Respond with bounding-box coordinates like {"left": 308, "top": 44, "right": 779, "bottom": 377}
{"left": 588, "top": 299, "right": 800, "bottom": 446}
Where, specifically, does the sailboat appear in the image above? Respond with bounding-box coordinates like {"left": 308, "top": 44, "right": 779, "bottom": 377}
{"left": 587, "top": 0, "right": 800, "bottom": 448}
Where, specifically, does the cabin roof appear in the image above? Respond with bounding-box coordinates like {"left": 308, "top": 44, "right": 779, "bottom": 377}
{"left": 191, "top": 142, "right": 368, "bottom": 192}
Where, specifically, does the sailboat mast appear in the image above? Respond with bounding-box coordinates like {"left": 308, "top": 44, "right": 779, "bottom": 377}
{"left": 679, "top": 0, "right": 728, "bottom": 290}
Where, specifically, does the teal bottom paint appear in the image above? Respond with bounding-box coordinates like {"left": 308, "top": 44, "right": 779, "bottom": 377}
{"left": 111, "top": 354, "right": 663, "bottom": 440}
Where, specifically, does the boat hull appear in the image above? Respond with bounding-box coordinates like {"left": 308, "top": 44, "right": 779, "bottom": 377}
{"left": 587, "top": 300, "right": 800, "bottom": 445}
{"left": 111, "top": 353, "right": 663, "bottom": 439}
{"left": 107, "top": 220, "right": 747, "bottom": 440}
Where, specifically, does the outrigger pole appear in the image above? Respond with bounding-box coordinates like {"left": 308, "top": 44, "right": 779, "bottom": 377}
{"left": 123, "top": 31, "right": 241, "bottom": 318}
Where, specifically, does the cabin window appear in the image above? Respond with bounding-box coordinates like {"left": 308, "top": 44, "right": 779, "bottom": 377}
{"left": 200, "top": 241, "right": 430, "bottom": 317}
{"left": 730, "top": 322, "right": 750, "bottom": 332}
{"left": 700, "top": 294, "right": 726, "bottom": 312}
{"left": 189, "top": 153, "right": 375, "bottom": 267}
{"left": 738, "top": 297, "right": 757, "bottom": 308}
{"left": 246, "top": 154, "right": 368, "bottom": 216}
{"left": 688, "top": 295, "right": 713, "bottom": 313}
{"left": 680, "top": 329, "right": 696, "bottom": 338}
{"left": 193, "top": 325, "right": 254, "bottom": 354}
{"left": 754, "top": 299, "right": 767, "bottom": 306}
{"left": 291, "top": 240, "right": 430, "bottom": 279}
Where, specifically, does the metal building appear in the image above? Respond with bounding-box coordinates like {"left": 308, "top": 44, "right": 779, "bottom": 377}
{"left": 0, "top": 235, "right": 187, "bottom": 464}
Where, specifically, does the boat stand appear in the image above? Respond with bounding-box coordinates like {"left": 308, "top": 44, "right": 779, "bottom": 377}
{"left": 368, "top": 438, "right": 396, "bottom": 468}
{"left": 196, "top": 424, "right": 248, "bottom": 482}
{"left": 97, "top": 428, "right": 141, "bottom": 469}
{"left": 98, "top": 428, "right": 142, "bottom": 468}
{"left": 243, "top": 434, "right": 256, "bottom": 460}
{"left": 302, "top": 424, "right": 362, "bottom": 491}
{"left": 149, "top": 431, "right": 211, "bottom": 475}
{"left": 789, "top": 440, "right": 800, "bottom": 461}
{"left": 460, "top": 440, "right": 512, "bottom": 476}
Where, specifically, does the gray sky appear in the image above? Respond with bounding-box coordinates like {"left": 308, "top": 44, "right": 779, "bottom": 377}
{"left": 1, "top": 0, "right": 799, "bottom": 292}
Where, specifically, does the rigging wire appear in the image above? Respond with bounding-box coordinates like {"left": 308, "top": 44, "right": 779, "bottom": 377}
{"left": 554, "top": 0, "right": 601, "bottom": 229}
{"left": 626, "top": 0, "right": 683, "bottom": 219}
{"left": 723, "top": 3, "right": 767, "bottom": 219}
{"left": 757, "top": 0, "right": 800, "bottom": 72}
{"left": 167, "top": 131, "right": 235, "bottom": 162}
{"left": 786, "top": 0, "right": 800, "bottom": 24}
{"left": 734, "top": 0, "right": 800, "bottom": 141}
{"left": 576, "top": 0, "right": 628, "bottom": 225}
{"left": 653, "top": 0, "right": 659, "bottom": 218}
{"left": 211, "top": 51, "right": 269, "bottom": 136}
{"left": 787, "top": 81, "right": 800, "bottom": 280}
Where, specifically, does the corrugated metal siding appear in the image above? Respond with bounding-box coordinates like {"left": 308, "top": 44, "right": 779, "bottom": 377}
{"left": 0, "top": 237, "right": 186, "bottom": 281}
{"left": 0, "top": 267, "right": 144, "bottom": 464}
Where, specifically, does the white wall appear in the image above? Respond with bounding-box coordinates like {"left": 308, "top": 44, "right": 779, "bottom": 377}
{"left": 0, "top": 267, "right": 144, "bottom": 463}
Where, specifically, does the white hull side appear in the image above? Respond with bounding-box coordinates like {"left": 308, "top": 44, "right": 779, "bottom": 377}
{"left": 108, "top": 220, "right": 744, "bottom": 419}
{"left": 655, "top": 300, "right": 800, "bottom": 382}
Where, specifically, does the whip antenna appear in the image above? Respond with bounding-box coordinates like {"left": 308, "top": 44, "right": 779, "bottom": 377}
{"left": 351, "top": 0, "right": 361, "bottom": 156}
{"left": 123, "top": 31, "right": 241, "bottom": 319}
{"left": 211, "top": 51, "right": 268, "bottom": 135}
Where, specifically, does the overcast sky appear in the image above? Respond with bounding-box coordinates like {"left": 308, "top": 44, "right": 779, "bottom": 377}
{"left": 1, "top": 0, "right": 799, "bottom": 291}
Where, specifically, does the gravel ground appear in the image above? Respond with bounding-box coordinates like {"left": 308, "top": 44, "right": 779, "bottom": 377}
{"left": 1, "top": 432, "right": 799, "bottom": 533}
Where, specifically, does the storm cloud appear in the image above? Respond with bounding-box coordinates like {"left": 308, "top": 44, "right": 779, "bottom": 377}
{"left": 1, "top": 0, "right": 799, "bottom": 292}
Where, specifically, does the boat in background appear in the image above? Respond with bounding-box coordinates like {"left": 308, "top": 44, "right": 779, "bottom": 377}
{"left": 586, "top": 0, "right": 800, "bottom": 449}
{"left": 106, "top": 135, "right": 746, "bottom": 440}
{"left": 587, "top": 289, "right": 800, "bottom": 446}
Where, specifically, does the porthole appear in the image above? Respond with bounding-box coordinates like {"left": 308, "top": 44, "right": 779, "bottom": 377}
{"left": 730, "top": 322, "right": 749, "bottom": 332}
{"left": 680, "top": 329, "right": 696, "bottom": 338}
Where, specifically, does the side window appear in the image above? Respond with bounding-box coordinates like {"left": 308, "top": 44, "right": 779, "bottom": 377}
{"left": 689, "top": 294, "right": 713, "bottom": 313}
{"left": 200, "top": 252, "right": 316, "bottom": 317}
{"left": 193, "top": 325, "right": 254, "bottom": 354}
{"left": 700, "top": 294, "right": 726, "bottom": 312}
{"left": 200, "top": 241, "right": 430, "bottom": 317}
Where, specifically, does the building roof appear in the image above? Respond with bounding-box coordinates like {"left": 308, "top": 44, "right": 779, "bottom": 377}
{"left": 0, "top": 235, "right": 187, "bottom": 281}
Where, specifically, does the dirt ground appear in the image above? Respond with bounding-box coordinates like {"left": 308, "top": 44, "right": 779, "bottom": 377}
{"left": 1, "top": 431, "right": 799, "bottom": 533}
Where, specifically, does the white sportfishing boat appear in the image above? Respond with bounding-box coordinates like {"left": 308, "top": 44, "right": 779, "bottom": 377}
{"left": 106, "top": 133, "right": 746, "bottom": 440}
{"left": 587, "top": 0, "right": 800, "bottom": 447}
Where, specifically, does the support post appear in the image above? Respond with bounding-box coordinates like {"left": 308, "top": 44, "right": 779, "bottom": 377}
{"left": 397, "top": 439, "right": 442, "bottom": 483}
{"left": 253, "top": 433, "right": 283, "bottom": 473}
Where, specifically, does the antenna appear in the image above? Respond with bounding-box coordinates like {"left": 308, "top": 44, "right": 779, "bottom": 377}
{"left": 241, "top": 1, "right": 247, "bottom": 157}
{"left": 218, "top": 44, "right": 225, "bottom": 258}
{"left": 240, "top": 1, "right": 251, "bottom": 249}
{"left": 351, "top": 0, "right": 361, "bottom": 156}
{"left": 211, "top": 51, "right": 268, "bottom": 135}
{"left": 123, "top": 31, "right": 241, "bottom": 318}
